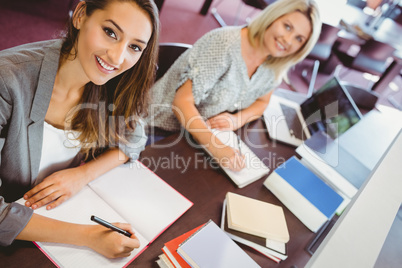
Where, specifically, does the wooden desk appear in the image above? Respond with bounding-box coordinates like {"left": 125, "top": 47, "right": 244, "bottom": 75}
{"left": 0, "top": 119, "right": 317, "bottom": 267}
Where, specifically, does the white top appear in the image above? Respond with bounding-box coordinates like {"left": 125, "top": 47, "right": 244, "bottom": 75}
{"left": 36, "top": 122, "right": 82, "bottom": 184}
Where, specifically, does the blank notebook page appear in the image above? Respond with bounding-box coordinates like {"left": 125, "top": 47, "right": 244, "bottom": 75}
{"left": 88, "top": 163, "right": 193, "bottom": 241}
{"left": 17, "top": 186, "right": 148, "bottom": 268}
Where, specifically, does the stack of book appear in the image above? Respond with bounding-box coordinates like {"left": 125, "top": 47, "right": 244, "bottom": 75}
{"left": 156, "top": 220, "right": 261, "bottom": 268}
{"left": 220, "top": 192, "right": 289, "bottom": 263}
{"left": 157, "top": 224, "right": 203, "bottom": 268}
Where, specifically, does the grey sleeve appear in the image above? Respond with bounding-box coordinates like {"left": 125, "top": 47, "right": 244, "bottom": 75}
{"left": 0, "top": 71, "right": 34, "bottom": 246}
{"left": 0, "top": 64, "right": 34, "bottom": 246}
{"left": 178, "top": 29, "right": 232, "bottom": 105}
{"left": 0, "top": 197, "right": 34, "bottom": 246}
{"left": 118, "top": 118, "right": 147, "bottom": 162}
{"left": 0, "top": 73, "right": 12, "bottom": 135}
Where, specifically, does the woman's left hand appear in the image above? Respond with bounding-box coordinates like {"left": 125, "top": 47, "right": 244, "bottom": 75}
{"left": 206, "top": 112, "right": 242, "bottom": 131}
{"left": 24, "top": 167, "right": 90, "bottom": 210}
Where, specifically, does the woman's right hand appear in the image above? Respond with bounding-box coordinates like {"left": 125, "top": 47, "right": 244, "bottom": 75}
{"left": 172, "top": 80, "right": 245, "bottom": 172}
{"left": 211, "top": 145, "right": 246, "bottom": 172}
{"left": 85, "top": 223, "right": 140, "bottom": 258}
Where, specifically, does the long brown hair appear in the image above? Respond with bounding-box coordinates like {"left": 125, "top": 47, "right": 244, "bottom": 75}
{"left": 61, "top": 0, "right": 159, "bottom": 159}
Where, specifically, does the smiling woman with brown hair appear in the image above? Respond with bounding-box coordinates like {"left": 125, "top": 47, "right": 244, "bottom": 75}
{"left": 0, "top": 0, "right": 159, "bottom": 257}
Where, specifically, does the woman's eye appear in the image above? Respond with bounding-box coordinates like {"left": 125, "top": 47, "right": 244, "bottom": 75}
{"left": 103, "top": 27, "right": 116, "bottom": 39}
{"left": 284, "top": 24, "right": 291, "bottom": 31}
{"left": 130, "top": 44, "right": 142, "bottom": 52}
{"left": 296, "top": 36, "right": 303, "bottom": 43}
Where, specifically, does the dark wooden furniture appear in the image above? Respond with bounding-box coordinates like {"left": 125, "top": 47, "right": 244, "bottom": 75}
{"left": 154, "top": 0, "right": 165, "bottom": 11}
{"left": 156, "top": 43, "right": 192, "bottom": 81}
{"left": 200, "top": 0, "right": 214, "bottom": 15}
{"left": 0, "top": 118, "right": 318, "bottom": 267}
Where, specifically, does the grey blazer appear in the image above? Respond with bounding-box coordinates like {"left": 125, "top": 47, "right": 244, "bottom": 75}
{"left": 0, "top": 40, "right": 147, "bottom": 246}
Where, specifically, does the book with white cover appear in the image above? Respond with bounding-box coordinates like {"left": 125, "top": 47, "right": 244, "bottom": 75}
{"left": 17, "top": 161, "right": 193, "bottom": 268}
{"left": 177, "top": 220, "right": 261, "bottom": 268}
{"left": 202, "top": 129, "right": 270, "bottom": 188}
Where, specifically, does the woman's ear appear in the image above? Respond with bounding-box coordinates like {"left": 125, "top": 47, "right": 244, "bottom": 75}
{"left": 72, "top": 1, "right": 87, "bottom": 30}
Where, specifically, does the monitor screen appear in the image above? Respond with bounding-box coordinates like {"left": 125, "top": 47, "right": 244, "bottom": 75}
{"left": 300, "top": 77, "right": 362, "bottom": 139}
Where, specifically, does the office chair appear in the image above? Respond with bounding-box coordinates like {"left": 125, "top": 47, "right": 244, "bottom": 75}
{"left": 211, "top": 0, "right": 274, "bottom": 27}
{"left": 296, "top": 23, "right": 340, "bottom": 97}
{"left": 307, "top": 23, "right": 341, "bottom": 73}
{"left": 333, "top": 38, "right": 396, "bottom": 109}
{"left": 156, "top": 42, "right": 192, "bottom": 81}
{"left": 146, "top": 43, "right": 193, "bottom": 144}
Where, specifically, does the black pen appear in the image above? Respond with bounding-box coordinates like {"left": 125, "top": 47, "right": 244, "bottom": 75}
{"left": 90, "top": 215, "right": 132, "bottom": 238}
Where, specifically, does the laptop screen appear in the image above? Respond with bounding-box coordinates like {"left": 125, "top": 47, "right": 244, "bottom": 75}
{"left": 300, "top": 77, "right": 362, "bottom": 139}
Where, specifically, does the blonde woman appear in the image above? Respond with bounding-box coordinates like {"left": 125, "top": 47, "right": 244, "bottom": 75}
{"left": 147, "top": 0, "right": 321, "bottom": 171}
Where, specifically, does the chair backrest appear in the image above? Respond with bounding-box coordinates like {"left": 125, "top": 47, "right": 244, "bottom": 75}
{"left": 156, "top": 43, "right": 192, "bottom": 81}
{"left": 308, "top": 23, "right": 340, "bottom": 61}
{"left": 241, "top": 0, "right": 275, "bottom": 10}
{"left": 352, "top": 39, "right": 396, "bottom": 75}
{"left": 318, "top": 23, "right": 340, "bottom": 45}
{"left": 359, "top": 39, "right": 396, "bottom": 60}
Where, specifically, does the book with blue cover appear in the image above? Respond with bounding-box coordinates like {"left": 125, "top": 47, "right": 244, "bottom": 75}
{"left": 263, "top": 156, "right": 343, "bottom": 232}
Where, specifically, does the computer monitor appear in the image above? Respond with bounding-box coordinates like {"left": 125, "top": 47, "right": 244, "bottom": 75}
{"left": 305, "top": 129, "right": 402, "bottom": 268}
{"left": 300, "top": 77, "right": 362, "bottom": 139}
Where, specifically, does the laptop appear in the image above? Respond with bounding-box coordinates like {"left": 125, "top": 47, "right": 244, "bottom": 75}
{"left": 263, "top": 76, "right": 362, "bottom": 147}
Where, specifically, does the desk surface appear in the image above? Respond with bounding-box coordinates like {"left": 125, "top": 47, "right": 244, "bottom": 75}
{"left": 0, "top": 118, "right": 317, "bottom": 267}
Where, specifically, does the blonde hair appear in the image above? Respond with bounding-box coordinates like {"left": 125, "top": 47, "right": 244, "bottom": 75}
{"left": 248, "top": 0, "right": 321, "bottom": 82}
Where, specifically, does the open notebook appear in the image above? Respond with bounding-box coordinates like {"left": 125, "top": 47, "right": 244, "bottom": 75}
{"left": 202, "top": 129, "right": 270, "bottom": 188}
{"left": 17, "top": 161, "right": 193, "bottom": 268}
